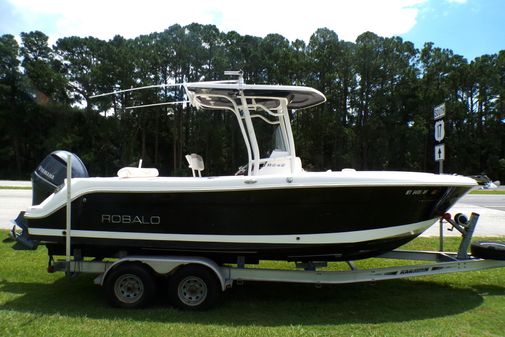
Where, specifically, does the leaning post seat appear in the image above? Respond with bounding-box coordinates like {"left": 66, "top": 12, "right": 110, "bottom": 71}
{"left": 185, "top": 154, "right": 205, "bottom": 177}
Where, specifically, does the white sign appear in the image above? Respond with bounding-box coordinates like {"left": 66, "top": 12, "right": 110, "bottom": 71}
{"left": 435, "top": 144, "right": 445, "bottom": 161}
{"left": 434, "top": 103, "right": 446, "bottom": 120}
{"left": 434, "top": 120, "right": 445, "bottom": 142}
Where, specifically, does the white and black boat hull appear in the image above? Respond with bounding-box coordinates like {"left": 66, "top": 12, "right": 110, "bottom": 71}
{"left": 17, "top": 183, "right": 471, "bottom": 262}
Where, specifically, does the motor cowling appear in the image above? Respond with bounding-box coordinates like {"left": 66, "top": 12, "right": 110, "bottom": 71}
{"left": 31, "top": 150, "right": 89, "bottom": 205}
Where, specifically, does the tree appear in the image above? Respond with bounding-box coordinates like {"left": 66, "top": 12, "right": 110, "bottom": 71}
{"left": 20, "top": 31, "right": 67, "bottom": 103}
{"left": 352, "top": 32, "right": 385, "bottom": 170}
{"left": 0, "top": 34, "right": 23, "bottom": 176}
{"left": 302, "top": 28, "right": 351, "bottom": 169}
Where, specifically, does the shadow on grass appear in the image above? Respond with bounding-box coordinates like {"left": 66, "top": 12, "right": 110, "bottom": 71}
{"left": 2, "top": 237, "right": 14, "bottom": 243}
{"left": 1, "top": 275, "right": 503, "bottom": 326}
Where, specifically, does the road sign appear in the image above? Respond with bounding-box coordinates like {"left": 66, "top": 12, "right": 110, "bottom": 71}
{"left": 434, "top": 120, "right": 445, "bottom": 142}
{"left": 434, "top": 103, "right": 445, "bottom": 120}
{"left": 435, "top": 144, "right": 445, "bottom": 161}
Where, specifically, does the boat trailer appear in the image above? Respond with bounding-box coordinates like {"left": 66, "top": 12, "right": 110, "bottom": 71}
{"left": 43, "top": 212, "right": 505, "bottom": 310}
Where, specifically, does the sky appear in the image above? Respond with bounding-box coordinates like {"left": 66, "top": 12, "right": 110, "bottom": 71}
{"left": 0, "top": 0, "right": 503, "bottom": 61}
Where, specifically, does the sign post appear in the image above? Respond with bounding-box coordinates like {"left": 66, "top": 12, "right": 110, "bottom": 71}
{"left": 433, "top": 103, "right": 445, "bottom": 174}
{"left": 434, "top": 103, "right": 446, "bottom": 250}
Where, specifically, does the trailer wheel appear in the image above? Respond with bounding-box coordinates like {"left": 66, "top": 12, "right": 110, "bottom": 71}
{"left": 471, "top": 241, "right": 505, "bottom": 260}
{"left": 168, "top": 265, "right": 221, "bottom": 310}
{"left": 105, "top": 263, "right": 156, "bottom": 309}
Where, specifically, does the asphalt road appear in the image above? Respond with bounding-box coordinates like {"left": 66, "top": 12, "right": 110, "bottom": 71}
{"left": 0, "top": 189, "right": 31, "bottom": 230}
{"left": 459, "top": 194, "right": 505, "bottom": 212}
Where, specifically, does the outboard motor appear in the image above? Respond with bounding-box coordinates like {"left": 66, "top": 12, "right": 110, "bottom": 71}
{"left": 31, "top": 150, "right": 89, "bottom": 205}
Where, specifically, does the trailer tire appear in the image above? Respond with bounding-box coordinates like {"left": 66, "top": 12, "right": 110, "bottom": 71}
{"left": 105, "top": 263, "right": 156, "bottom": 309}
{"left": 168, "top": 265, "right": 221, "bottom": 310}
{"left": 471, "top": 241, "right": 505, "bottom": 260}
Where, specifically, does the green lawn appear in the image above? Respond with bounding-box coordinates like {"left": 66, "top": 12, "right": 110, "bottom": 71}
{"left": 0, "top": 186, "right": 31, "bottom": 190}
{"left": 1, "top": 231, "right": 505, "bottom": 337}
{"left": 470, "top": 189, "right": 505, "bottom": 195}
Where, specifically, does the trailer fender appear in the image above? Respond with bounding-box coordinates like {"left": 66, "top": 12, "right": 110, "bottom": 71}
{"left": 98, "top": 256, "right": 229, "bottom": 291}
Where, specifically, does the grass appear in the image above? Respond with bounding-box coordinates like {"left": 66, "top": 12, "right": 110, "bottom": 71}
{"left": 1, "top": 232, "right": 505, "bottom": 337}
{"left": 470, "top": 189, "right": 505, "bottom": 195}
{"left": 0, "top": 186, "right": 31, "bottom": 190}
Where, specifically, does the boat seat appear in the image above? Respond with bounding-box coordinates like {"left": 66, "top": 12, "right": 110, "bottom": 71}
{"left": 185, "top": 153, "right": 205, "bottom": 177}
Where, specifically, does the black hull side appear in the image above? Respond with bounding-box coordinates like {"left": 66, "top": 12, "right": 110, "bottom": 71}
{"left": 29, "top": 185, "right": 467, "bottom": 234}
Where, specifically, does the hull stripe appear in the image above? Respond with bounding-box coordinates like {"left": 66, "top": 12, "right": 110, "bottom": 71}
{"left": 29, "top": 218, "right": 436, "bottom": 245}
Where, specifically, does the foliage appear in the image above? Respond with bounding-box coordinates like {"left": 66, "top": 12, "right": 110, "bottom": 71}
{"left": 0, "top": 25, "right": 504, "bottom": 180}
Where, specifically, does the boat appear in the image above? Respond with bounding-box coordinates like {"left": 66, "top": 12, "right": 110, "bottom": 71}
{"left": 11, "top": 72, "right": 477, "bottom": 263}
